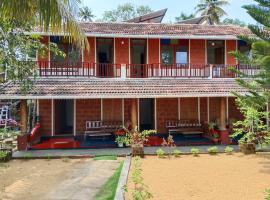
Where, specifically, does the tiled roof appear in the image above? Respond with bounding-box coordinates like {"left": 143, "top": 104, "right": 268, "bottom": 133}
{"left": 79, "top": 22, "right": 253, "bottom": 39}
{"left": 126, "top": 9, "right": 167, "bottom": 23}
{"left": 0, "top": 78, "right": 247, "bottom": 99}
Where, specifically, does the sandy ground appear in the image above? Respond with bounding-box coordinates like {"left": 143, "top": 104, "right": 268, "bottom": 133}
{"left": 0, "top": 158, "right": 121, "bottom": 200}
{"left": 126, "top": 153, "right": 270, "bottom": 200}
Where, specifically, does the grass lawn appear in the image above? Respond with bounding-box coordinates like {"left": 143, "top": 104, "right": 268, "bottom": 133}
{"left": 93, "top": 155, "right": 117, "bottom": 161}
{"left": 94, "top": 160, "right": 124, "bottom": 200}
{"left": 126, "top": 153, "right": 270, "bottom": 200}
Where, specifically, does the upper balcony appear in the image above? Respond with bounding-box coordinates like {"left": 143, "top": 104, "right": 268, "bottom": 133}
{"left": 37, "top": 61, "right": 259, "bottom": 79}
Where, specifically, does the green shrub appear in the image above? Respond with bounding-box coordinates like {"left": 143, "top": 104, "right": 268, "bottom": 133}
{"left": 23, "top": 152, "right": 33, "bottom": 159}
{"left": 224, "top": 146, "right": 234, "bottom": 154}
{"left": 156, "top": 148, "right": 165, "bottom": 158}
{"left": 190, "top": 148, "right": 200, "bottom": 156}
{"left": 207, "top": 146, "right": 218, "bottom": 155}
{"left": 265, "top": 189, "right": 270, "bottom": 200}
{"left": 172, "top": 149, "right": 181, "bottom": 157}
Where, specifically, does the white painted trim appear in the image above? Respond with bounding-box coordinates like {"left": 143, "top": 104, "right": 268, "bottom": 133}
{"left": 128, "top": 38, "right": 131, "bottom": 64}
{"left": 207, "top": 97, "right": 210, "bottom": 122}
{"left": 101, "top": 99, "right": 103, "bottom": 121}
{"left": 226, "top": 97, "right": 229, "bottom": 123}
{"left": 154, "top": 98, "right": 157, "bottom": 130}
{"left": 73, "top": 99, "right": 76, "bottom": 136}
{"left": 146, "top": 38, "right": 149, "bottom": 64}
{"left": 188, "top": 39, "right": 191, "bottom": 64}
{"left": 178, "top": 98, "right": 181, "bottom": 120}
{"left": 51, "top": 99, "right": 54, "bottom": 136}
{"left": 225, "top": 40, "right": 227, "bottom": 65}
{"left": 31, "top": 32, "right": 240, "bottom": 40}
{"left": 236, "top": 40, "right": 239, "bottom": 65}
{"left": 48, "top": 36, "right": 51, "bottom": 68}
{"left": 94, "top": 37, "right": 97, "bottom": 63}
{"left": 137, "top": 99, "right": 140, "bottom": 129}
{"left": 122, "top": 99, "right": 125, "bottom": 126}
{"left": 198, "top": 97, "right": 201, "bottom": 123}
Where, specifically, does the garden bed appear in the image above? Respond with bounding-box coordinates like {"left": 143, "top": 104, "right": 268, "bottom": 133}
{"left": 126, "top": 153, "right": 270, "bottom": 200}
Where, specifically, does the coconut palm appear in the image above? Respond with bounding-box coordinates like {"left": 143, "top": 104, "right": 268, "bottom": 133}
{"left": 195, "top": 0, "right": 229, "bottom": 25}
{"left": 0, "top": 0, "right": 88, "bottom": 48}
{"left": 78, "top": 6, "right": 95, "bottom": 22}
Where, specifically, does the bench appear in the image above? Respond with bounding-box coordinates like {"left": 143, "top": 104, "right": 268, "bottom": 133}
{"left": 84, "top": 121, "right": 122, "bottom": 139}
{"left": 166, "top": 120, "right": 204, "bottom": 135}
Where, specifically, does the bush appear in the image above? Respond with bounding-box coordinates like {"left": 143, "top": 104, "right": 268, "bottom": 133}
{"left": 207, "top": 146, "right": 218, "bottom": 155}
{"left": 156, "top": 148, "right": 165, "bottom": 158}
{"left": 265, "top": 189, "right": 270, "bottom": 200}
{"left": 0, "top": 150, "right": 12, "bottom": 162}
{"left": 172, "top": 149, "right": 181, "bottom": 157}
{"left": 224, "top": 146, "right": 234, "bottom": 154}
{"left": 190, "top": 148, "right": 200, "bottom": 156}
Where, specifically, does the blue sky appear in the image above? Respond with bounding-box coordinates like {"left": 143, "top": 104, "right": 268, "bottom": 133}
{"left": 81, "top": 0, "right": 256, "bottom": 24}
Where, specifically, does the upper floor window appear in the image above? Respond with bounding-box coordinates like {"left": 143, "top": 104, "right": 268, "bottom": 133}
{"left": 238, "top": 40, "right": 251, "bottom": 62}
{"left": 50, "top": 36, "right": 81, "bottom": 62}
{"left": 161, "top": 39, "right": 189, "bottom": 65}
{"left": 207, "top": 40, "right": 225, "bottom": 64}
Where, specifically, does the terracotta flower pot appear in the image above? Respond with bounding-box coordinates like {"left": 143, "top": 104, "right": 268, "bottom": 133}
{"left": 239, "top": 143, "right": 256, "bottom": 154}
{"left": 131, "top": 145, "right": 144, "bottom": 158}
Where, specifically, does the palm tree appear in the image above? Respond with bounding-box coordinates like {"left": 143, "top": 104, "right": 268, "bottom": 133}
{"left": 195, "top": 0, "right": 229, "bottom": 25}
{"left": 78, "top": 6, "right": 95, "bottom": 22}
{"left": 0, "top": 0, "right": 88, "bottom": 49}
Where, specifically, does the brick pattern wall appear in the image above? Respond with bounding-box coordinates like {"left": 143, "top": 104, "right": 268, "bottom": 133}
{"left": 228, "top": 97, "right": 243, "bottom": 121}
{"left": 209, "top": 97, "right": 221, "bottom": 122}
{"left": 103, "top": 99, "right": 122, "bottom": 122}
{"left": 190, "top": 39, "right": 206, "bottom": 64}
{"left": 39, "top": 100, "right": 51, "bottom": 136}
{"left": 84, "top": 37, "right": 96, "bottom": 63}
{"left": 76, "top": 99, "right": 101, "bottom": 134}
{"left": 180, "top": 98, "right": 198, "bottom": 120}
{"left": 200, "top": 97, "right": 208, "bottom": 123}
{"left": 226, "top": 40, "right": 237, "bottom": 65}
{"left": 115, "top": 38, "right": 129, "bottom": 64}
{"left": 124, "top": 99, "right": 136, "bottom": 124}
{"left": 148, "top": 39, "right": 160, "bottom": 64}
{"left": 156, "top": 98, "right": 178, "bottom": 133}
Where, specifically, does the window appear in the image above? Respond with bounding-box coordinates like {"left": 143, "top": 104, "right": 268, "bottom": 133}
{"left": 238, "top": 40, "right": 251, "bottom": 61}
{"left": 161, "top": 39, "right": 189, "bottom": 65}
{"left": 207, "top": 40, "right": 225, "bottom": 64}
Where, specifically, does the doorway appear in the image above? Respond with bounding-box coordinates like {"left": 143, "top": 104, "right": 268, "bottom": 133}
{"left": 139, "top": 99, "right": 154, "bottom": 131}
{"left": 97, "top": 38, "right": 114, "bottom": 77}
{"left": 130, "top": 39, "right": 147, "bottom": 78}
{"left": 54, "top": 100, "right": 74, "bottom": 135}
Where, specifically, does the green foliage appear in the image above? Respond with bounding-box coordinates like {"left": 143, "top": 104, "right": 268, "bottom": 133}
{"left": 222, "top": 18, "right": 246, "bottom": 27}
{"left": 78, "top": 6, "right": 95, "bottom": 22}
{"left": 102, "top": 3, "right": 153, "bottom": 22}
{"left": 115, "top": 136, "right": 126, "bottom": 145}
{"left": 0, "top": 150, "right": 11, "bottom": 162}
{"left": 23, "top": 152, "right": 33, "bottom": 159}
{"left": 0, "top": 128, "right": 20, "bottom": 149}
{"left": 224, "top": 146, "right": 234, "bottom": 154}
{"left": 175, "top": 12, "right": 195, "bottom": 22}
{"left": 195, "top": 0, "right": 229, "bottom": 24}
{"left": 93, "top": 155, "right": 117, "bottom": 161}
{"left": 172, "top": 149, "right": 181, "bottom": 157}
{"left": 156, "top": 148, "right": 165, "bottom": 158}
{"left": 207, "top": 146, "right": 218, "bottom": 154}
{"left": 131, "top": 157, "right": 153, "bottom": 200}
{"left": 208, "top": 121, "right": 216, "bottom": 130}
{"left": 265, "top": 189, "right": 270, "bottom": 200}
{"left": 190, "top": 148, "right": 200, "bottom": 156}
{"left": 95, "top": 161, "right": 124, "bottom": 200}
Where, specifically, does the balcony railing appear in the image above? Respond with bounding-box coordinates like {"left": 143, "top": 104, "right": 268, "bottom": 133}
{"left": 36, "top": 61, "right": 259, "bottom": 79}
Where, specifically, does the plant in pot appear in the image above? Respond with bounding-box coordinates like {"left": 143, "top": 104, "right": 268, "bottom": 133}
{"left": 232, "top": 97, "right": 269, "bottom": 154}
{"left": 208, "top": 121, "right": 217, "bottom": 134}
{"left": 212, "top": 132, "right": 220, "bottom": 144}
{"left": 115, "top": 136, "right": 126, "bottom": 148}
{"left": 118, "top": 127, "right": 156, "bottom": 157}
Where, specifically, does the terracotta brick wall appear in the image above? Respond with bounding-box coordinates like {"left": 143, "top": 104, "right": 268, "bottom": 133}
{"left": 84, "top": 37, "right": 96, "bottom": 63}
{"left": 39, "top": 100, "right": 51, "bottom": 136}
{"left": 115, "top": 38, "right": 129, "bottom": 64}
{"left": 156, "top": 98, "right": 178, "bottom": 133}
{"left": 124, "top": 99, "right": 137, "bottom": 124}
{"left": 148, "top": 39, "right": 160, "bottom": 64}
{"left": 200, "top": 97, "right": 208, "bottom": 123}
{"left": 180, "top": 98, "right": 198, "bottom": 120}
{"left": 226, "top": 40, "right": 237, "bottom": 65}
{"left": 190, "top": 39, "right": 206, "bottom": 64}
{"left": 76, "top": 99, "right": 101, "bottom": 134}
{"left": 209, "top": 97, "right": 221, "bottom": 122}
{"left": 103, "top": 99, "right": 122, "bottom": 122}
{"left": 228, "top": 97, "right": 243, "bottom": 121}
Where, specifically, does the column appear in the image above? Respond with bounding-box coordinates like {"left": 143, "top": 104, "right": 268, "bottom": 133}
{"left": 219, "top": 97, "right": 230, "bottom": 144}
{"left": 20, "top": 100, "right": 28, "bottom": 134}
{"left": 131, "top": 99, "right": 137, "bottom": 129}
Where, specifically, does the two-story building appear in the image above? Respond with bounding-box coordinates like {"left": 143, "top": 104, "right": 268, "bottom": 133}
{"left": 0, "top": 22, "right": 256, "bottom": 149}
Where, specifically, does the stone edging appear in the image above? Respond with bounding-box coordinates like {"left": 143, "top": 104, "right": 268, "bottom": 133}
{"left": 114, "top": 156, "right": 131, "bottom": 200}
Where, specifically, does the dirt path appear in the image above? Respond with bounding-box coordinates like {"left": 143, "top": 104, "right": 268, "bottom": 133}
{"left": 0, "top": 158, "right": 121, "bottom": 200}
{"left": 126, "top": 153, "right": 270, "bottom": 200}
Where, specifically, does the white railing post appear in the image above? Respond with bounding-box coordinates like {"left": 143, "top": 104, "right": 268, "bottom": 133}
{"left": 121, "top": 64, "right": 126, "bottom": 79}
{"left": 209, "top": 64, "right": 213, "bottom": 79}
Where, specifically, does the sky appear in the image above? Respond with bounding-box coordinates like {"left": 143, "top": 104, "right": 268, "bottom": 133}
{"left": 81, "top": 0, "right": 256, "bottom": 24}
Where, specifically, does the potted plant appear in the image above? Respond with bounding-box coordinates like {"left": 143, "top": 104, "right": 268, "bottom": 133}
{"left": 208, "top": 121, "right": 217, "bottom": 134}
{"left": 212, "top": 132, "right": 220, "bottom": 144}
{"left": 115, "top": 136, "right": 125, "bottom": 148}
{"left": 118, "top": 127, "right": 156, "bottom": 157}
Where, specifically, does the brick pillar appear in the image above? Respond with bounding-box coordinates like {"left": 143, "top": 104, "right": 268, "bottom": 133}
{"left": 131, "top": 99, "right": 137, "bottom": 129}
{"left": 219, "top": 97, "right": 230, "bottom": 144}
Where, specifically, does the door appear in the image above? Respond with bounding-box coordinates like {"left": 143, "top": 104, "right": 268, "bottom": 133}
{"left": 54, "top": 100, "right": 74, "bottom": 135}
{"left": 139, "top": 99, "right": 154, "bottom": 131}
{"left": 97, "top": 38, "right": 114, "bottom": 77}
{"left": 131, "top": 39, "right": 147, "bottom": 78}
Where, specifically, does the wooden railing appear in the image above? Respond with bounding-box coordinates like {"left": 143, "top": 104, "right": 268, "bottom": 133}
{"left": 36, "top": 61, "right": 259, "bottom": 79}
{"left": 38, "top": 61, "right": 121, "bottom": 78}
